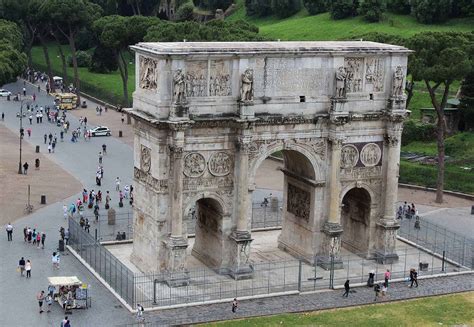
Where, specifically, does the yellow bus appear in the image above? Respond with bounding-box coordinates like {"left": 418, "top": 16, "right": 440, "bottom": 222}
{"left": 53, "top": 93, "right": 78, "bottom": 110}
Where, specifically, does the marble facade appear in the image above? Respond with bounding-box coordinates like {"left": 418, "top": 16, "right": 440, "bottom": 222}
{"left": 128, "top": 42, "right": 410, "bottom": 278}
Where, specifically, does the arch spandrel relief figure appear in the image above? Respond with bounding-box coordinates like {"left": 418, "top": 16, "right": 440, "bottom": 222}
{"left": 240, "top": 68, "right": 254, "bottom": 103}
{"left": 173, "top": 69, "right": 187, "bottom": 104}
{"left": 392, "top": 65, "right": 405, "bottom": 98}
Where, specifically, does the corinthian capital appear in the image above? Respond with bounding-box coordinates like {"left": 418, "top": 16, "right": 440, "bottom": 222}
{"left": 329, "top": 136, "right": 344, "bottom": 150}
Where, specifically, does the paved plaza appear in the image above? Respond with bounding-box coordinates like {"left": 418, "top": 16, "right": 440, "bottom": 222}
{"left": 0, "top": 80, "right": 473, "bottom": 326}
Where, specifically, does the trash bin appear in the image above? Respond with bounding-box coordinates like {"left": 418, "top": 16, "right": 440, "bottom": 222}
{"left": 35, "top": 158, "right": 40, "bottom": 169}
{"left": 118, "top": 130, "right": 123, "bottom": 138}
{"left": 40, "top": 194, "right": 46, "bottom": 205}
{"left": 471, "top": 205, "right": 474, "bottom": 215}
{"left": 367, "top": 272, "right": 375, "bottom": 287}
{"left": 108, "top": 208, "right": 116, "bottom": 225}
{"left": 419, "top": 262, "right": 429, "bottom": 271}
{"left": 271, "top": 197, "right": 279, "bottom": 212}
{"left": 35, "top": 145, "right": 40, "bottom": 153}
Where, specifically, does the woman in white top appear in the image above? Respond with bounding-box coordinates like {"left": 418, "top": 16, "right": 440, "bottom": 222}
{"left": 25, "top": 260, "right": 32, "bottom": 278}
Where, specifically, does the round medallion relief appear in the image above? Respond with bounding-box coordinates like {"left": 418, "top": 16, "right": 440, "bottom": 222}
{"left": 360, "top": 143, "right": 381, "bottom": 167}
{"left": 183, "top": 152, "right": 206, "bottom": 177}
{"left": 340, "top": 145, "right": 359, "bottom": 169}
{"left": 208, "top": 152, "right": 232, "bottom": 176}
{"left": 140, "top": 146, "right": 151, "bottom": 173}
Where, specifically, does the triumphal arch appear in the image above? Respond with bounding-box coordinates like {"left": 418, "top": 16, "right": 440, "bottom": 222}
{"left": 128, "top": 42, "right": 410, "bottom": 280}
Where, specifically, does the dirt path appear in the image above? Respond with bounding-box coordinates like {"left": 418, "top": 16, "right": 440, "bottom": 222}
{"left": 0, "top": 124, "right": 82, "bottom": 225}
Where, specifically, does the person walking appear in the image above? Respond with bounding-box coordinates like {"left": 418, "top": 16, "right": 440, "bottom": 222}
{"left": 36, "top": 232, "right": 41, "bottom": 248}
{"left": 18, "top": 257, "right": 26, "bottom": 276}
{"left": 102, "top": 143, "right": 107, "bottom": 155}
{"left": 44, "top": 133, "right": 47, "bottom": 144}
{"left": 52, "top": 252, "right": 59, "bottom": 269}
{"left": 373, "top": 283, "right": 381, "bottom": 301}
{"left": 232, "top": 298, "right": 238, "bottom": 313}
{"left": 37, "top": 290, "right": 45, "bottom": 313}
{"left": 5, "top": 222, "right": 13, "bottom": 241}
{"left": 136, "top": 304, "right": 145, "bottom": 322}
{"left": 115, "top": 177, "right": 121, "bottom": 191}
{"left": 45, "top": 293, "right": 53, "bottom": 312}
{"left": 384, "top": 269, "right": 391, "bottom": 287}
{"left": 381, "top": 282, "right": 388, "bottom": 300}
{"left": 23, "top": 162, "right": 29, "bottom": 175}
{"left": 409, "top": 268, "right": 418, "bottom": 288}
{"left": 64, "top": 229, "right": 70, "bottom": 245}
{"left": 98, "top": 152, "right": 103, "bottom": 164}
{"left": 23, "top": 227, "right": 27, "bottom": 242}
{"left": 25, "top": 259, "right": 32, "bottom": 278}
{"left": 29, "top": 114, "right": 33, "bottom": 125}
{"left": 342, "top": 280, "right": 350, "bottom": 297}
{"left": 121, "top": 113, "right": 125, "bottom": 124}
{"left": 105, "top": 191, "right": 111, "bottom": 209}
{"left": 48, "top": 143, "right": 52, "bottom": 153}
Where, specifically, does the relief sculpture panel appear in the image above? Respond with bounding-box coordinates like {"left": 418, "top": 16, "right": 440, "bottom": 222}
{"left": 208, "top": 152, "right": 233, "bottom": 177}
{"left": 185, "top": 61, "right": 208, "bottom": 97}
{"left": 140, "top": 145, "right": 151, "bottom": 173}
{"left": 209, "top": 60, "right": 231, "bottom": 96}
{"left": 344, "top": 57, "right": 364, "bottom": 93}
{"left": 365, "top": 58, "right": 384, "bottom": 92}
{"left": 139, "top": 56, "right": 158, "bottom": 90}
{"left": 287, "top": 183, "right": 310, "bottom": 221}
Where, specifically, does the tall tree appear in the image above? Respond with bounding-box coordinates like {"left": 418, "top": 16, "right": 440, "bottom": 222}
{"left": 41, "top": 0, "right": 102, "bottom": 103}
{"left": 408, "top": 32, "right": 473, "bottom": 203}
{"left": 94, "top": 15, "right": 161, "bottom": 106}
{"left": 459, "top": 71, "right": 474, "bottom": 131}
{"left": 0, "top": 19, "right": 27, "bottom": 86}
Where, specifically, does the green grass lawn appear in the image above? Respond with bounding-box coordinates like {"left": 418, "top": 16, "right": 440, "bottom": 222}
{"left": 228, "top": 1, "right": 474, "bottom": 41}
{"left": 30, "top": 44, "right": 135, "bottom": 106}
{"left": 202, "top": 292, "right": 474, "bottom": 326}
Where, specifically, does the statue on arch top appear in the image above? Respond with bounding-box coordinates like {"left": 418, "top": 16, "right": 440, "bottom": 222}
{"left": 391, "top": 65, "right": 405, "bottom": 98}
{"left": 173, "top": 69, "right": 187, "bottom": 104}
{"left": 240, "top": 68, "right": 254, "bottom": 103}
{"left": 335, "top": 66, "right": 347, "bottom": 98}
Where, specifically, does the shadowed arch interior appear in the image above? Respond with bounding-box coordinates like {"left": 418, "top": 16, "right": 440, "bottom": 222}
{"left": 341, "top": 188, "right": 371, "bottom": 254}
{"left": 191, "top": 198, "right": 225, "bottom": 269}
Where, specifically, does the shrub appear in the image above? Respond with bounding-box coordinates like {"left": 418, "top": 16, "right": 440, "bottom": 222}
{"left": 271, "top": 0, "right": 302, "bottom": 18}
{"left": 411, "top": 0, "right": 452, "bottom": 24}
{"left": 459, "top": 71, "right": 474, "bottom": 131}
{"left": 358, "top": 0, "right": 386, "bottom": 22}
{"left": 401, "top": 120, "right": 437, "bottom": 146}
{"left": 304, "top": 0, "right": 328, "bottom": 15}
{"left": 176, "top": 2, "right": 195, "bottom": 21}
{"left": 387, "top": 0, "right": 411, "bottom": 14}
{"left": 67, "top": 50, "right": 92, "bottom": 68}
{"left": 329, "top": 0, "right": 358, "bottom": 20}
{"left": 245, "top": 0, "right": 273, "bottom": 17}
{"left": 88, "top": 46, "right": 118, "bottom": 73}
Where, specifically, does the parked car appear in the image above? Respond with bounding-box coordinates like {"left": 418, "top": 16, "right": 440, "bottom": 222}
{"left": 0, "top": 89, "right": 12, "bottom": 97}
{"left": 89, "top": 126, "right": 111, "bottom": 137}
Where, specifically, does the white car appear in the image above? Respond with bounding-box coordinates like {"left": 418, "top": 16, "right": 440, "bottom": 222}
{"left": 89, "top": 126, "right": 111, "bottom": 137}
{"left": 0, "top": 89, "right": 12, "bottom": 97}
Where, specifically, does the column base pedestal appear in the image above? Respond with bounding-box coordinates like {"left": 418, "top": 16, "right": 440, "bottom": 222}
{"left": 169, "top": 103, "right": 189, "bottom": 121}
{"left": 318, "top": 222, "right": 344, "bottom": 270}
{"left": 375, "top": 220, "right": 400, "bottom": 265}
{"left": 229, "top": 231, "right": 254, "bottom": 280}
{"left": 163, "top": 236, "right": 190, "bottom": 287}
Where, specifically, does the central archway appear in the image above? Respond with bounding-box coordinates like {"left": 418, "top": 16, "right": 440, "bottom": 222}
{"left": 250, "top": 145, "right": 325, "bottom": 263}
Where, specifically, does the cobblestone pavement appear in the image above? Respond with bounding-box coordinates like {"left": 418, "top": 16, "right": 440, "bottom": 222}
{"left": 141, "top": 274, "right": 474, "bottom": 326}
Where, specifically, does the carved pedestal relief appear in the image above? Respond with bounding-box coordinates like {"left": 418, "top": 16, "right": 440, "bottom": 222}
{"left": 139, "top": 57, "right": 158, "bottom": 90}
{"left": 287, "top": 183, "right": 310, "bottom": 221}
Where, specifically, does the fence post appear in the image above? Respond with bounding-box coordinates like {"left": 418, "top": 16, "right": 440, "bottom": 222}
{"left": 329, "top": 255, "right": 335, "bottom": 289}
{"left": 297, "top": 260, "right": 302, "bottom": 291}
{"left": 442, "top": 250, "right": 446, "bottom": 272}
{"left": 153, "top": 279, "right": 157, "bottom": 305}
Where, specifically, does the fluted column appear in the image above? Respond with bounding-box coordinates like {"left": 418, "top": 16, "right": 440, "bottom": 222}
{"left": 169, "top": 144, "right": 184, "bottom": 237}
{"left": 318, "top": 136, "right": 344, "bottom": 270}
{"left": 383, "top": 132, "right": 402, "bottom": 221}
{"left": 236, "top": 138, "right": 250, "bottom": 234}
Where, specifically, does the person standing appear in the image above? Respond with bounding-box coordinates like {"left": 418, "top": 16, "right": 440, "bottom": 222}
{"left": 45, "top": 293, "right": 53, "bottom": 312}
{"left": 98, "top": 152, "right": 103, "bottom": 164}
{"left": 41, "top": 233, "right": 46, "bottom": 249}
{"left": 232, "top": 298, "right": 238, "bottom": 313}
{"left": 136, "top": 304, "right": 144, "bottom": 322}
{"left": 37, "top": 290, "right": 45, "bottom": 313}
{"left": 381, "top": 282, "right": 388, "bottom": 300}
{"left": 25, "top": 260, "right": 32, "bottom": 278}
{"left": 64, "top": 229, "right": 70, "bottom": 245}
{"left": 115, "top": 177, "right": 121, "bottom": 191}
{"left": 29, "top": 114, "right": 33, "bottom": 125}
{"left": 23, "top": 87, "right": 26, "bottom": 96}
{"left": 48, "top": 143, "right": 52, "bottom": 153}
{"left": 23, "top": 227, "right": 27, "bottom": 242}
{"left": 44, "top": 133, "right": 47, "bottom": 144}
{"left": 102, "top": 143, "right": 107, "bottom": 154}
{"left": 105, "top": 191, "right": 111, "bottom": 209}
{"left": 36, "top": 232, "right": 41, "bottom": 248}
{"left": 18, "top": 257, "right": 26, "bottom": 276}
{"left": 342, "top": 280, "right": 350, "bottom": 297}
{"left": 5, "top": 222, "right": 13, "bottom": 241}
{"left": 384, "top": 269, "right": 391, "bottom": 287}
{"left": 410, "top": 269, "right": 418, "bottom": 288}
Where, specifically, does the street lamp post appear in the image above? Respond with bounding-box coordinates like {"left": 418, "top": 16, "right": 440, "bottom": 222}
{"left": 18, "top": 99, "right": 30, "bottom": 174}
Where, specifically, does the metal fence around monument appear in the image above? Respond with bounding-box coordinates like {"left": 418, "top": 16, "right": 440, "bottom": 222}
{"left": 398, "top": 217, "right": 474, "bottom": 269}
{"left": 68, "top": 217, "right": 136, "bottom": 307}
{"left": 68, "top": 214, "right": 472, "bottom": 309}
